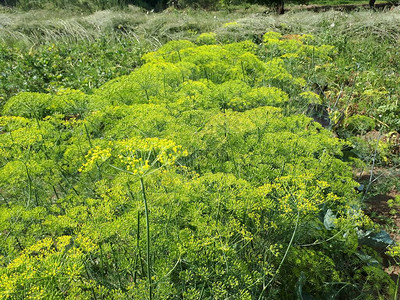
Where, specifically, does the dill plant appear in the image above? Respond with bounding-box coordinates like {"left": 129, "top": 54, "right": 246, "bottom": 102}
{"left": 79, "top": 137, "right": 188, "bottom": 300}
{"left": 0, "top": 32, "right": 396, "bottom": 299}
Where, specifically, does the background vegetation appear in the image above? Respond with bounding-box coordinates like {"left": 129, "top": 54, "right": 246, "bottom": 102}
{"left": 1, "top": 0, "right": 389, "bottom": 11}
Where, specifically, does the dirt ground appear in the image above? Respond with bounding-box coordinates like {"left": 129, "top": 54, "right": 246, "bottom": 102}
{"left": 364, "top": 185, "right": 400, "bottom": 285}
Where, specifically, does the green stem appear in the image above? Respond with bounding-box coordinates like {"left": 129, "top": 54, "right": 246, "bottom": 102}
{"left": 258, "top": 210, "right": 300, "bottom": 299}
{"left": 241, "top": 61, "right": 246, "bottom": 82}
{"left": 24, "top": 163, "right": 37, "bottom": 207}
{"left": 84, "top": 123, "right": 102, "bottom": 179}
{"left": 140, "top": 177, "right": 152, "bottom": 300}
{"left": 83, "top": 123, "right": 93, "bottom": 148}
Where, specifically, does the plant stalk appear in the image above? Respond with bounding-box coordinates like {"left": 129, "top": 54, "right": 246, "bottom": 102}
{"left": 140, "top": 177, "right": 152, "bottom": 300}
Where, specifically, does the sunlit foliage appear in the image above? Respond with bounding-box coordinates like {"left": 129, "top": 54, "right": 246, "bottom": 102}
{"left": 0, "top": 32, "right": 394, "bottom": 299}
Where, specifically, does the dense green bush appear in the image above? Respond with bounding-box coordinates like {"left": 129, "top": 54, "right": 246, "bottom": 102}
{"left": 345, "top": 114, "right": 376, "bottom": 134}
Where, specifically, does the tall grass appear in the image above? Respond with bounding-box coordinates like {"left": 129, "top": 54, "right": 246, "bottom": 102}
{"left": 1, "top": 5, "right": 400, "bottom": 47}
{"left": 10, "top": 0, "right": 127, "bottom": 11}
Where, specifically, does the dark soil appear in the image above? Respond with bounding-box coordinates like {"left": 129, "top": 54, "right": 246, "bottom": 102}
{"left": 364, "top": 187, "right": 400, "bottom": 286}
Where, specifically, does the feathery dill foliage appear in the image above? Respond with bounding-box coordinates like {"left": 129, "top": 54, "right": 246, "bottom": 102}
{"left": 0, "top": 33, "right": 395, "bottom": 299}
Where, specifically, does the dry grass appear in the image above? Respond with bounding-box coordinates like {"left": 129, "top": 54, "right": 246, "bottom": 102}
{"left": 1, "top": 5, "right": 400, "bottom": 48}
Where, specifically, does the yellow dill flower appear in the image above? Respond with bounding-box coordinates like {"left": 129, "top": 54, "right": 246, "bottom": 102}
{"left": 223, "top": 22, "right": 239, "bottom": 28}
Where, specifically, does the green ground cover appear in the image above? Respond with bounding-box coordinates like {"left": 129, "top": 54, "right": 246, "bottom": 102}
{"left": 305, "top": 0, "right": 387, "bottom": 5}
{"left": 1, "top": 4, "right": 400, "bottom": 299}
